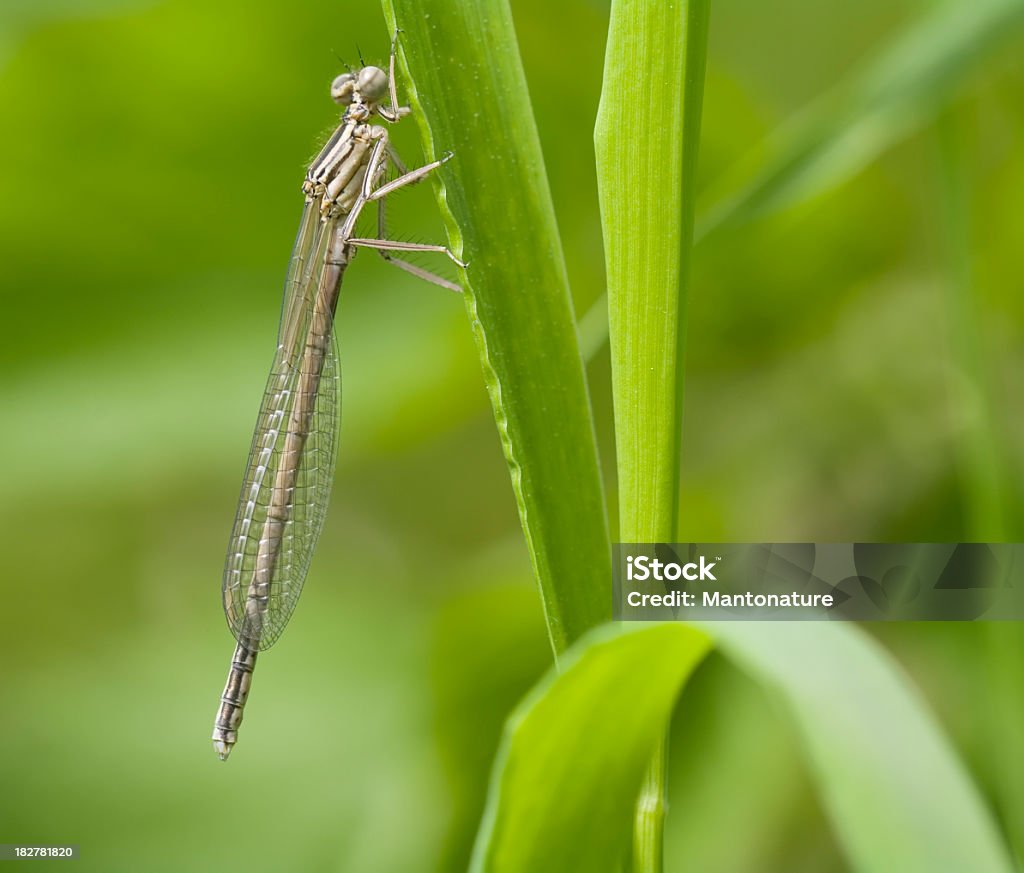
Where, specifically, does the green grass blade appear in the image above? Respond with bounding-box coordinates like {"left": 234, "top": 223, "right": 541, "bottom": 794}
{"left": 700, "top": 0, "right": 1024, "bottom": 236}
{"left": 595, "top": 0, "right": 710, "bottom": 543}
{"left": 701, "top": 622, "right": 1016, "bottom": 873}
{"left": 471, "top": 622, "right": 1015, "bottom": 873}
{"left": 469, "top": 623, "right": 713, "bottom": 873}
{"left": 380, "top": 0, "right": 611, "bottom": 652}
{"left": 596, "top": 4, "right": 710, "bottom": 869}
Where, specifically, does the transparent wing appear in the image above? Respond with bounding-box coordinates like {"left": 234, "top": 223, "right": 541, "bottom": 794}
{"left": 277, "top": 200, "right": 322, "bottom": 359}
{"left": 222, "top": 215, "right": 343, "bottom": 650}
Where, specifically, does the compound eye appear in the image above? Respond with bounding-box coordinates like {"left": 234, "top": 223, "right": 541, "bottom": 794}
{"left": 330, "top": 73, "right": 355, "bottom": 104}
{"left": 357, "top": 66, "right": 388, "bottom": 103}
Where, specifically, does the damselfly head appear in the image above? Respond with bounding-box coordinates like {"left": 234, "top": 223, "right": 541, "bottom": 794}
{"left": 331, "top": 66, "right": 388, "bottom": 106}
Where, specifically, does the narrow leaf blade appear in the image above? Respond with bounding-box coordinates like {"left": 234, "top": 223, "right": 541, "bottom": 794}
{"left": 381, "top": 0, "right": 612, "bottom": 651}
{"left": 595, "top": 0, "right": 710, "bottom": 543}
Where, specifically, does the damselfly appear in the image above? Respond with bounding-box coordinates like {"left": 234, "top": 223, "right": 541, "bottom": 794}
{"left": 212, "top": 36, "right": 462, "bottom": 760}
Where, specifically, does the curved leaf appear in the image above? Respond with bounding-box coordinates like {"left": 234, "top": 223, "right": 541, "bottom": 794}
{"left": 471, "top": 623, "right": 712, "bottom": 873}
{"left": 472, "top": 622, "right": 1015, "bottom": 873}
{"left": 702, "top": 621, "right": 1015, "bottom": 873}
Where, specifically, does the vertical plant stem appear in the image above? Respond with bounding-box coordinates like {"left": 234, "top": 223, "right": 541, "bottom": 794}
{"left": 630, "top": 734, "right": 668, "bottom": 873}
{"left": 596, "top": 0, "right": 710, "bottom": 544}
{"left": 596, "top": 1, "right": 710, "bottom": 870}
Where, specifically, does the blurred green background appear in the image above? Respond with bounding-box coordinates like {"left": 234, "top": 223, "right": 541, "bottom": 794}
{"left": 1, "top": 0, "right": 1023, "bottom": 870}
